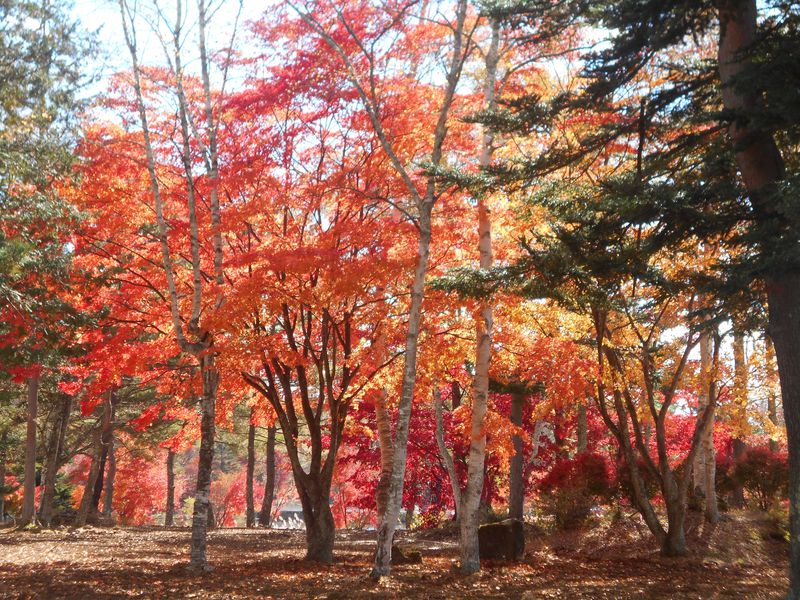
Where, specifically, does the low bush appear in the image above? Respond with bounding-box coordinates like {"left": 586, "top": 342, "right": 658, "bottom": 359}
{"left": 539, "top": 452, "right": 614, "bottom": 529}
{"left": 730, "top": 446, "right": 788, "bottom": 510}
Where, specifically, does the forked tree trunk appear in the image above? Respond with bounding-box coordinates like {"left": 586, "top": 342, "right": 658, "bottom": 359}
{"left": 39, "top": 394, "right": 70, "bottom": 525}
{"left": 165, "top": 449, "right": 175, "bottom": 527}
{"left": 19, "top": 375, "right": 39, "bottom": 527}
{"left": 296, "top": 475, "right": 335, "bottom": 562}
{"left": 246, "top": 409, "right": 256, "bottom": 528}
{"left": 459, "top": 18, "right": 499, "bottom": 575}
{"left": 371, "top": 206, "right": 432, "bottom": 576}
{"left": 434, "top": 387, "right": 460, "bottom": 521}
{"left": 258, "top": 426, "right": 276, "bottom": 527}
{"left": 189, "top": 356, "right": 218, "bottom": 570}
{"left": 76, "top": 418, "right": 105, "bottom": 527}
{"left": 509, "top": 389, "right": 525, "bottom": 521}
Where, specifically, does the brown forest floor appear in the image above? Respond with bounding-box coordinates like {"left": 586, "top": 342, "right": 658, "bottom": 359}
{"left": 0, "top": 510, "right": 788, "bottom": 599}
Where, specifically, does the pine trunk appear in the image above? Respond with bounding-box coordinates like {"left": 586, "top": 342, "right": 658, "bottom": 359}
{"left": 717, "top": 2, "right": 798, "bottom": 592}
{"left": 19, "top": 375, "right": 39, "bottom": 527}
{"left": 189, "top": 356, "right": 218, "bottom": 570}
{"left": 509, "top": 389, "right": 525, "bottom": 521}
{"left": 258, "top": 426, "right": 276, "bottom": 527}
{"left": 165, "top": 449, "right": 175, "bottom": 527}
{"left": 246, "top": 409, "right": 256, "bottom": 528}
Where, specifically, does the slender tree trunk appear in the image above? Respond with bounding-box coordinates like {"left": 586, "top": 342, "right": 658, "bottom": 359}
{"left": 509, "top": 389, "right": 525, "bottom": 521}
{"left": 577, "top": 402, "right": 588, "bottom": 453}
{"left": 246, "top": 408, "right": 256, "bottom": 528}
{"left": 371, "top": 206, "right": 432, "bottom": 577}
{"left": 702, "top": 334, "right": 720, "bottom": 523}
{"left": 459, "top": 18, "right": 499, "bottom": 575}
{"left": 19, "top": 375, "right": 40, "bottom": 527}
{"left": 731, "top": 329, "right": 748, "bottom": 507}
{"left": 693, "top": 333, "right": 710, "bottom": 499}
{"left": 0, "top": 433, "right": 6, "bottom": 521}
{"left": 91, "top": 445, "right": 108, "bottom": 513}
{"left": 371, "top": 318, "right": 394, "bottom": 522}
{"left": 103, "top": 433, "right": 116, "bottom": 518}
{"left": 165, "top": 449, "right": 175, "bottom": 527}
{"left": 434, "top": 387, "right": 460, "bottom": 521}
{"left": 76, "top": 418, "right": 105, "bottom": 527}
{"left": 258, "top": 426, "right": 276, "bottom": 527}
{"left": 765, "top": 335, "right": 781, "bottom": 452}
{"left": 189, "top": 355, "right": 218, "bottom": 570}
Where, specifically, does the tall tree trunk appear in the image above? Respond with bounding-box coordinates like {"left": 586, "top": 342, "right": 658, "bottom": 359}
{"left": 434, "top": 387, "right": 460, "bottom": 521}
{"left": 693, "top": 333, "right": 710, "bottom": 499}
{"left": 371, "top": 317, "right": 394, "bottom": 522}
{"left": 76, "top": 415, "right": 105, "bottom": 527}
{"left": 702, "top": 333, "right": 720, "bottom": 523}
{"left": 459, "top": 18, "right": 499, "bottom": 575}
{"left": 731, "top": 329, "right": 748, "bottom": 507}
{"left": 40, "top": 395, "right": 70, "bottom": 526}
{"left": 509, "top": 389, "right": 525, "bottom": 521}
{"left": 103, "top": 433, "right": 116, "bottom": 518}
{"left": 258, "top": 426, "right": 276, "bottom": 527}
{"left": 765, "top": 334, "right": 781, "bottom": 452}
{"left": 246, "top": 408, "right": 256, "bottom": 528}
{"left": 717, "top": 3, "right": 799, "bottom": 592}
{"left": 165, "top": 449, "right": 175, "bottom": 527}
{"left": 189, "top": 355, "right": 218, "bottom": 570}
{"left": 91, "top": 445, "right": 108, "bottom": 513}
{"left": 0, "top": 432, "right": 6, "bottom": 521}
{"left": 19, "top": 375, "right": 40, "bottom": 527}
{"left": 371, "top": 205, "right": 432, "bottom": 577}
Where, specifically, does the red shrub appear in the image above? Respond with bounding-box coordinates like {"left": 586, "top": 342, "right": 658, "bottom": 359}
{"left": 539, "top": 452, "right": 613, "bottom": 528}
{"left": 731, "top": 446, "right": 788, "bottom": 510}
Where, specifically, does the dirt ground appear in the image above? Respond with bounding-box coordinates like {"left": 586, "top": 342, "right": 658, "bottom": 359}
{"left": 0, "top": 510, "right": 788, "bottom": 599}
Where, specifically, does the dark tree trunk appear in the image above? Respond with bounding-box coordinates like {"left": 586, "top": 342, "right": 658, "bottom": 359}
{"left": 189, "top": 355, "right": 217, "bottom": 570}
{"left": 91, "top": 445, "right": 108, "bottom": 513}
{"left": 577, "top": 403, "right": 588, "bottom": 453}
{"left": 509, "top": 389, "right": 525, "bottom": 521}
{"left": 258, "top": 426, "right": 276, "bottom": 527}
{"left": 731, "top": 438, "right": 747, "bottom": 507}
{"left": 662, "top": 478, "right": 688, "bottom": 557}
{"left": 300, "top": 483, "right": 336, "bottom": 563}
{"left": 246, "top": 410, "right": 256, "bottom": 528}
{"left": 717, "top": 1, "right": 797, "bottom": 594}
{"left": 19, "top": 375, "right": 39, "bottom": 527}
{"left": 165, "top": 449, "right": 175, "bottom": 527}
{"left": 0, "top": 433, "right": 6, "bottom": 521}
{"left": 40, "top": 395, "right": 71, "bottom": 526}
{"left": 103, "top": 434, "right": 116, "bottom": 517}
{"left": 75, "top": 418, "right": 105, "bottom": 527}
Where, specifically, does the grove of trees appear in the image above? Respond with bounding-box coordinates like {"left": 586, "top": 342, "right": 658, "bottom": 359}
{"left": 1, "top": 0, "right": 798, "bottom": 596}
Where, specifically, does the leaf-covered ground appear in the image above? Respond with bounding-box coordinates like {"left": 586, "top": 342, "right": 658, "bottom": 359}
{"left": 0, "top": 510, "right": 787, "bottom": 599}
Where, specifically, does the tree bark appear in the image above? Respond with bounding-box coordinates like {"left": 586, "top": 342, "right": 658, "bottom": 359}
{"left": 189, "top": 356, "right": 217, "bottom": 570}
{"left": 765, "top": 334, "right": 781, "bottom": 452}
{"left": 0, "top": 432, "right": 6, "bottom": 520}
{"left": 76, "top": 412, "right": 106, "bottom": 527}
{"left": 717, "top": 3, "right": 800, "bottom": 594}
{"left": 459, "top": 17, "right": 499, "bottom": 575}
{"left": 246, "top": 408, "right": 256, "bottom": 528}
{"left": 259, "top": 426, "right": 276, "bottom": 527}
{"left": 103, "top": 433, "right": 116, "bottom": 517}
{"left": 19, "top": 375, "right": 39, "bottom": 527}
{"left": 434, "top": 387, "right": 460, "bottom": 521}
{"left": 165, "top": 449, "right": 175, "bottom": 527}
{"left": 577, "top": 402, "right": 588, "bottom": 453}
{"left": 509, "top": 389, "right": 525, "bottom": 521}
{"left": 39, "top": 394, "right": 70, "bottom": 525}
